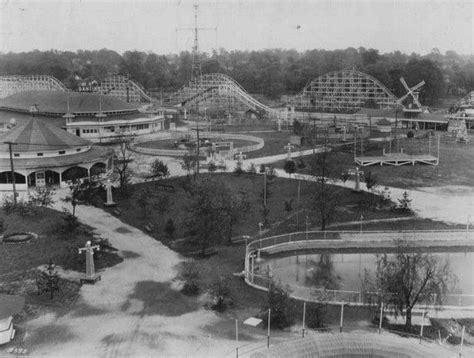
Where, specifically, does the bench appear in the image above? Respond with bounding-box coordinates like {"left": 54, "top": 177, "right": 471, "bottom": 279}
{"left": 144, "top": 223, "right": 154, "bottom": 233}
{"left": 112, "top": 208, "right": 122, "bottom": 216}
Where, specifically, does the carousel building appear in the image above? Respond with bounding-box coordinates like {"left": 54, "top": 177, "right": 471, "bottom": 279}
{"left": 0, "top": 117, "right": 111, "bottom": 191}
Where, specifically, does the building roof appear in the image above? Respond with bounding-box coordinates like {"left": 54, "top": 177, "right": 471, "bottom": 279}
{"left": 0, "top": 117, "right": 90, "bottom": 152}
{"left": 0, "top": 90, "right": 139, "bottom": 115}
{"left": 0, "top": 146, "right": 110, "bottom": 171}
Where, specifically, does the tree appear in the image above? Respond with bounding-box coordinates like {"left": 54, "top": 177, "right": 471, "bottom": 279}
{"left": 186, "top": 178, "right": 235, "bottom": 254}
{"left": 364, "top": 171, "right": 378, "bottom": 210}
{"left": 29, "top": 187, "right": 55, "bottom": 208}
{"left": 113, "top": 134, "right": 134, "bottom": 190}
{"left": 371, "top": 242, "right": 454, "bottom": 330}
{"left": 283, "top": 160, "right": 296, "bottom": 178}
{"left": 398, "top": 191, "right": 412, "bottom": 212}
{"left": 261, "top": 282, "right": 295, "bottom": 329}
{"left": 155, "top": 193, "right": 171, "bottom": 225}
{"left": 181, "top": 151, "right": 198, "bottom": 178}
{"left": 309, "top": 137, "right": 339, "bottom": 230}
{"left": 164, "top": 218, "right": 176, "bottom": 239}
{"left": 150, "top": 159, "right": 170, "bottom": 179}
{"left": 306, "top": 254, "right": 340, "bottom": 290}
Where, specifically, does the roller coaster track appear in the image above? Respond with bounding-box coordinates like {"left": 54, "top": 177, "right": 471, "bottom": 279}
{"left": 0, "top": 75, "right": 67, "bottom": 98}
{"left": 98, "top": 76, "right": 154, "bottom": 103}
{"left": 289, "top": 70, "right": 398, "bottom": 112}
{"left": 165, "top": 73, "right": 281, "bottom": 118}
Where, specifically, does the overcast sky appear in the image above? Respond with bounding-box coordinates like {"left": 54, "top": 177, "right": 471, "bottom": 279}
{"left": 0, "top": 0, "right": 472, "bottom": 55}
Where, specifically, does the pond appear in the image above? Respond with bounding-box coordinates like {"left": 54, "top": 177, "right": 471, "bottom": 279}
{"left": 257, "top": 251, "right": 474, "bottom": 302}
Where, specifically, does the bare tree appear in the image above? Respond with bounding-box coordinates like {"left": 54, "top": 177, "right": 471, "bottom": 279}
{"left": 309, "top": 136, "right": 339, "bottom": 230}
{"left": 113, "top": 134, "right": 134, "bottom": 189}
{"left": 371, "top": 240, "right": 454, "bottom": 330}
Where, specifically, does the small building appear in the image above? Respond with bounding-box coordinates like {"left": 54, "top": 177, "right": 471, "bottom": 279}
{"left": 65, "top": 112, "right": 165, "bottom": 143}
{"left": 0, "top": 117, "right": 111, "bottom": 191}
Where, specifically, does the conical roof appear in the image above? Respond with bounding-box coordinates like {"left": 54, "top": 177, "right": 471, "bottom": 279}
{"left": 0, "top": 117, "right": 90, "bottom": 152}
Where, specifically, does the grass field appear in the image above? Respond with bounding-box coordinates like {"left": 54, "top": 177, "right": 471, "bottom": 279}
{"left": 0, "top": 206, "right": 122, "bottom": 320}
{"left": 274, "top": 133, "right": 474, "bottom": 188}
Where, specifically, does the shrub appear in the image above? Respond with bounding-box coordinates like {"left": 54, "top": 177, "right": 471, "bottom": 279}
{"left": 208, "top": 277, "right": 233, "bottom": 312}
{"left": 306, "top": 302, "right": 327, "bottom": 329}
{"left": 177, "top": 261, "right": 201, "bottom": 296}
{"left": 29, "top": 187, "right": 55, "bottom": 208}
{"left": 261, "top": 282, "right": 295, "bottom": 329}
{"left": 208, "top": 162, "right": 217, "bottom": 173}
{"left": 164, "top": 218, "right": 176, "bottom": 239}
{"left": 259, "top": 164, "right": 266, "bottom": 174}
{"left": 234, "top": 162, "right": 244, "bottom": 175}
{"left": 247, "top": 163, "right": 257, "bottom": 174}
{"left": 407, "top": 130, "right": 414, "bottom": 138}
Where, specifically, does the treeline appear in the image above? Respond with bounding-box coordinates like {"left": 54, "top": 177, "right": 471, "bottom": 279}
{"left": 0, "top": 48, "right": 473, "bottom": 105}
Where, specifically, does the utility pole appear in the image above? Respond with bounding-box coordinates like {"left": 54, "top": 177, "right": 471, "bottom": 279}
{"left": 6, "top": 142, "right": 17, "bottom": 205}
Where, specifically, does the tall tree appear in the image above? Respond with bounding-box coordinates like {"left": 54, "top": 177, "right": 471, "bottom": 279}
{"left": 371, "top": 241, "right": 454, "bottom": 330}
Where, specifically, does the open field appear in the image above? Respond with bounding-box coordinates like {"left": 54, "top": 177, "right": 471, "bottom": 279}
{"left": 274, "top": 133, "right": 474, "bottom": 188}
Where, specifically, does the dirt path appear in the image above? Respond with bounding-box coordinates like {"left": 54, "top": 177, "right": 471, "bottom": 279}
{"left": 18, "top": 191, "right": 237, "bottom": 357}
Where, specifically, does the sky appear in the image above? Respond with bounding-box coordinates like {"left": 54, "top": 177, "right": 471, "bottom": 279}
{"left": 0, "top": 0, "right": 472, "bottom": 55}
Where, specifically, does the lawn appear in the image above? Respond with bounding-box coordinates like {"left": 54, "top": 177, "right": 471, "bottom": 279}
{"left": 274, "top": 133, "right": 474, "bottom": 188}
{"left": 0, "top": 206, "right": 122, "bottom": 320}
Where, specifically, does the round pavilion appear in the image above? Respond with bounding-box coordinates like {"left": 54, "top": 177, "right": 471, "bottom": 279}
{"left": 0, "top": 117, "right": 111, "bottom": 191}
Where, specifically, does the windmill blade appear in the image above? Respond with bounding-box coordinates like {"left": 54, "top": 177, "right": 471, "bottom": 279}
{"left": 397, "top": 93, "right": 410, "bottom": 103}
{"left": 400, "top": 77, "right": 410, "bottom": 92}
{"left": 411, "top": 80, "right": 425, "bottom": 92}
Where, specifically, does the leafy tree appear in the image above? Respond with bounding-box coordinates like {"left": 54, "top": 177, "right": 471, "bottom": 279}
{"left": 155, "top": 193, "right": 171, "bottom": 225}
{"left": 283, "top": 160, "right": 296, "bottom": 178}
{"left": 398, "top": 191, "right": 412, "bottom": 212}
{"left": 137, "top": 187, "right": 152, "bottom": 218}
{"left": 164, "top": 218, "right": 176, "bottom": 239}
{"left": 306, "top": 254, "right": 340, "bottom": 290}
{"left": 181, "top": 151, "right": 198, "bottom": 178}
{"left": 29, "top": 187, "right": 55, "bottom": 208}
{"left": 261, "top": 282, "right": 295, "bottom": 329}
{"left": 208, "top": 276, "right": 233, "bottom": 312}
{"left": 371, "top": 241, "right": 454, "bottom": 330}
{"left": 150, "top": 159, "right": 170, "bottom": 179}
{"left": 186, "top": 178, "right": 235, "bottom": 254}
{"left": 177, "top": 261, "right": 201, "bottom": 296}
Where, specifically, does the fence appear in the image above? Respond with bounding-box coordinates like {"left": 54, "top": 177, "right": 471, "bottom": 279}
{"left": 244, "top": 230, "right": 474, "bottom": 307}
{"left": 131, "top": 131, "right": 264, "bottom": 158}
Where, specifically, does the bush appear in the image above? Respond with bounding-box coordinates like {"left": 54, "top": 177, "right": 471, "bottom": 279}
{"left": 306, "top": 302, "right": 327, "bottom": 329}
{"left": 62, "top": 208, "right": 79, "bottom": 232}
{"left": 177, "top": 261, "right": 201, "bottom": 296}
{"left": 29, "top": 187, "right": 55, "bottom": 208}
{"left": 208, "top": 162, "right": 217, "bottom": 173}
{"left": 407, "top": 131, "right": 414, "bottom": 138}
{"left": 234, "top": 162, "right": 244, "bottom": 175}
{"left": 208, "top": 277, "right": 233, "bottom": 312}
{"left": 165, "top": 218, "right": 176, "bottom": 239}
{"left": 247, "top": 163, "right": 257, "bottom": 175}
{"left": 261, "top": 282, "right": 295, "bottom": 329}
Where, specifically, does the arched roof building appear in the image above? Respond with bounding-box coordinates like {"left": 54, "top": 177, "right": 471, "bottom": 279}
{"left": 0, "top": 118, "right": 111, "bottom": 191}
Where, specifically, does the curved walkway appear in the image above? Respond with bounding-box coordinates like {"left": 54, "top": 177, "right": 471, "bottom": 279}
{"left": 17, "top": 190, "right": 237, "bottom": 357}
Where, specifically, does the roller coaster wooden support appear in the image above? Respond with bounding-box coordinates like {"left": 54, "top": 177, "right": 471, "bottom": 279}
{"left": 0, "top": 75, "right": 67, "bottom": 98}
{"left": 165, "top": 73, "right": 287, "bottom": 123}
{"left": 289, "top": 70, "right": 398, "bottom": 112}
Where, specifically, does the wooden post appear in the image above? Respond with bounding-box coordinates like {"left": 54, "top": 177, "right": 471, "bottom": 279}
{"left": 6, "top": 142, "right": 17, "bottom": 205}
{"left": 302, "top": 302, "right": 306, "bottom": 338}
{"left": 419, "top": 310, "right": 425, "bottom": 343}
{"left": 263, "top": 171, "right": 267, "bottom": 206}
{"left": 378, "top": 302, "right": 384, "bottom": 334}
{"left": 459, "top": 326, "right": 465, "bottom": 357}
{"left": 267, "top": 309, "right": 271, "bottom": 348}
{"left": 235, "top": 319, "right": 239, "bottom": 358}
{"left": 339, "top": 301, "right": 344, "bottom": 333}
{"left": 296, "top": 180, "right": 301, "bottom": 228}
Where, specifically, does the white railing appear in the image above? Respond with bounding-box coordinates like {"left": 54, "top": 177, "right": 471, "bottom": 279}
{"left": 244, "top": 230, "right": 474, "bottom": 307}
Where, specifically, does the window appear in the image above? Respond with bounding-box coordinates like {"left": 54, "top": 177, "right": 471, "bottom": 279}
{"left": 14, "top": 153, "right": 19, "bottom": 157}
{"left": 76, "top": 148, "right": 82, "bottom": 152}
{"left": 59, "top": 150, "right": 66, "bottom": 155}
{"left": 37, "top": 153, "right": 43, "bottom": 157}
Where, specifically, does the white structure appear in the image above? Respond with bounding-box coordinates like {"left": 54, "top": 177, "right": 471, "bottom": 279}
{"left": 0, "top": 117, "right": 111, "bottom": 191}
{"left": 65, "top": 112, "right": 165, "bottom": 143}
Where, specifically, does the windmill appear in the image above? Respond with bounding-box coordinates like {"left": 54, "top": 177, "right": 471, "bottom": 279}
{"left": 397, "top": 77, "right": 425, "bottom": 114}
